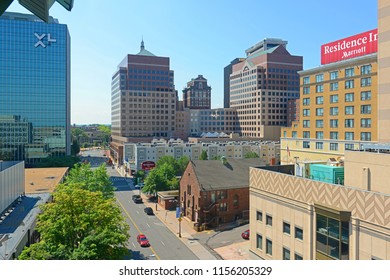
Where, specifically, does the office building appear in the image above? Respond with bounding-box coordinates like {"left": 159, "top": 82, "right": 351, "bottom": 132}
{"left": 224, "top": 58, "right": 244, "bottom": 108}
{"left": 110, "top": 40, "right": 177, "bottom": 164}
{"left": 182, "top": 75, "right": 211, "bottom": 109}
{"left": 229, "top": 38, "right": 303, "bottom": 140}
{"left": 0, "top": 12, "right": 71, "bottom": 164}
{"left": 281, "top": 30, "right": 378, "bottom": 164}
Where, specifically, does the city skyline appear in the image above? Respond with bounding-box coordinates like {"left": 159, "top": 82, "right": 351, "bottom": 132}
{"left": 7, "top": 0, "right": 377, "bottom": 124}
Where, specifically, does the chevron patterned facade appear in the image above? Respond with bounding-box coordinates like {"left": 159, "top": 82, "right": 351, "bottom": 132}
{"left": 249, "top": 166, "right": 390, "bottom": 260}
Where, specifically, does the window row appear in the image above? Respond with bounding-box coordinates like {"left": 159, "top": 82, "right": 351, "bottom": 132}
{"left": 256, "top": 234, "right": 303, "bottom": 260}
{"left": 302, "top": 91, "right": 372, "bottom": 104}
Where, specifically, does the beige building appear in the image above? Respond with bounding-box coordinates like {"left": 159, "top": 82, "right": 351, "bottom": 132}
{"left": 281, "top": 53, "right": 378, "bottom": 164}
{"left": 249, "top": 149, "right": 390, "bottom": 260}
{"left": 229, "top": 38, "right": 303, "bottom": 140}
{"left": 378, "top": 0, "right": 390, "bottom": 142}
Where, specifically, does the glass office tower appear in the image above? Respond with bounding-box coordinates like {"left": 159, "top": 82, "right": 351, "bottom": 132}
{"left": 0, "top": 12, "right": 71, "bottom": 164}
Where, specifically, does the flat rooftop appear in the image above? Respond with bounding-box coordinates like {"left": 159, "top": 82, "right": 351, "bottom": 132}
{"left": 25, "top": 168, "right": 68, "bottom": 194}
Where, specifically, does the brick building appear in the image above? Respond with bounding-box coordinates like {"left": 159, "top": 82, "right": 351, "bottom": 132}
{"left": 179, "top": 158, "right": 264, "bottom": 228}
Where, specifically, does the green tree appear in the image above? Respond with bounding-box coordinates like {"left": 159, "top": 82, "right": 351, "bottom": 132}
{"left": 177, "top": 156, "right": 190, "bottom": 175}
{"left": 71, "top": 139, "right": 80, "bottom": 156}
{"left": 134, "top": 170, "right": 145, "bottom": 184}
{"left": 200, "top": 150, "right": 208, "bottom": 160}
{"left": 65, "top": 163, "right": 115, "bottom": 199}
{"left": 142, "top": 163, "right": 176, "bottom": 194}
{"left": 18, "top": 186, "right": 129, "bottom": 260}
{"left": 244, "top": 151, "right": 260, "bottom": 158}
{"left": 157, "top": 156, "right": 179, "bottom": 171}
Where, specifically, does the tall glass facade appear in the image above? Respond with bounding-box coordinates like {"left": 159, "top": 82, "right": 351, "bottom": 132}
{"left": 0, "top": 12, "right": 71, "bottom": 164}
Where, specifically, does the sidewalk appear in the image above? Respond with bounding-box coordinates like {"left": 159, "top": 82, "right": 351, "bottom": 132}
{"left": 140, "top": 193, "right": 218, "bottom": 260}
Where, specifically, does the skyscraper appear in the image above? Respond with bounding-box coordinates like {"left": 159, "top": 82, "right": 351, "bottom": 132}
{"left": 229, "top": 38, "right": 303, "bottom": 139}
{"left": 182, "top": 75, "right": 211, "bottom": 109}
{"left": 0, "top": 12, "right": 71, "bottom": 164}
{"left": 110, "top": 40, "right": 177, "bottom": 164}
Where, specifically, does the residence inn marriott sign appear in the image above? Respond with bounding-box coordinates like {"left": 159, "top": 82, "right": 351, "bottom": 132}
{"left": 321, "top": 29, "right": 378, "bottom": 64}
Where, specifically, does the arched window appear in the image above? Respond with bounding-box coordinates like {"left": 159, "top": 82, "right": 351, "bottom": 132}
{"left": 233, "top": 194, "right": 239, "bottom": 207}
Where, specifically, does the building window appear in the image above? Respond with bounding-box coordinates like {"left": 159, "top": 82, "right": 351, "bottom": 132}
{"left": 302, "top": 98, "right": 310, "bottom": 106}
{"left": 316, "top": 74, "right": 324, "bottom": 82}
{"left": 316, "top": 142, "right": 323, "bottom": 150}
{"left": 330, "top": 120, "right": 338, "bottom": 128}
{"left": 316, "top": 96, "right": 324, "bottom": 105}
{"left": 303, "top": 141, "right": 310, "bottom": 148}
{"left": 361, "top": 91, "right": 371, "bottom": 101}
{"left": 345, "top": 80, "right": 354, "bottom": 89}
{"left": 283, "top": 248, "right": 291, "bottom": 260}
{"left": 303, "top": 87, "right": 310, "bottom": 94}
{"left": 345, "top": 106, "right": 354, "bottom": 115}
{"left": 266, "top": 215, "right": 273, "bottom": 226}
{"left": 303, "top": 76, "right": 310, "bottom": 85}
{"left": 316, "top": 131, "right": 324, "bottom": 139}
{"left": 303, "top": 109, "right": 310, "bottom": 116}
{"left": 256, "top": 211, "right": 263, "bottom": 221}
{"left": 316, "top": 84, "right": 324, "bottom": 93}
{"left": 361, "top": 77, "right": 372, "bottom": 87}
{"left": 330, "top": 94, "right": 338, "bottom": 103}
{"left": 330, "top": 143, "right": 339, "bottom": 151}
{"left": 295, "top": 227, "right": 303, "bottom": 240}
{"left": 330, "top": 107, "right": 339, "bottom": 116}
{"left": 292, "top": 131, "right": 297, "bottom": 138}
{"left": 316, "top": 211, "right": 350, "bottom": 260}
{"left": 303, "top": 120, "right": 310, "bottom": 128}
{"left": 330, "top": 82, "right": 339, "bottom": 91}
{"left": 345, "top": 67, "right": 354, "bottom": 77}
{"left": 345, "top": 119, "right": 354, "bottom": 128}
{"left": 361, "top": 105, "right": 371, "bottom": 114}
{"left": 345, "top": 93, "right": 354, "bottom": 102}
{"left": 361, "top": 118, "right": 371, "bottom": 128}
{"left": 233, "top": 194, "right": 239, "bottom": 207}
{"left": 294, "top": 253, "right": 303, "bottom": 260}
{"left": 219, "top": 202, "right": 227, "bottom": 211}
{"left": 316, "top": 120, "right": 324, "bottom": 129}
{"left": 330, "top": 131, "right": 338, "bottom": 139}
{"left": 361, "top": 64, "right": 372, "bottom": 75}
{"left": 256, "top": 234, "right": 263, "bottom": 250}
{"left": 361, "top": 132, "right": 372, "bottom": 141}
{"left": 330, "top": 71, "right": 338, "bottom": 80}
{"left": 345, "top": 143, "right": 354, "bottom": 150}
{"left": 266, "top": 239, "right": 272, "bottom": 256}
{"left": 303, "top": 131, "right": 310, "bottom": 138}
{"left": 345, "top": 132, "right": 354, "bottom": 140}
{"left": 283, "top": 222, "right": 291, "bottom": 234}
{"left": 316, "top": 108, "right": 324, "bottom": 116}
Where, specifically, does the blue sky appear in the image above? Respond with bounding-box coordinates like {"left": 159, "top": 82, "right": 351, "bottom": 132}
{"left": 7, "top": 0, "right": 377, "bottom": 124}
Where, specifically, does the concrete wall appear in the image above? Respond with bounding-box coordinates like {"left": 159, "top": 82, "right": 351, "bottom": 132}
{"left": 344, "top": 150, "right": 390, "bottom": 194}
{"left": 0, "top": 161, "right": 25, "bottom": 214}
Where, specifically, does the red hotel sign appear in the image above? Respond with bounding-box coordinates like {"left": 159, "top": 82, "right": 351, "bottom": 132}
{"left": 321, "top": 29, "right": 378, "bottom": 65}
{"left": 141, "top": 161, "right": 156, "bottom": 171}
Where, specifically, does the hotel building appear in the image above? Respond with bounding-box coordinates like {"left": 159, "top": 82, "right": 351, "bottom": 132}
{"left": 281, "top": 30, "right": 378, "bottom": 164}
{"left": 110, "top": 40, "right": 177, "bottom": 163}
{"left": 229, "top": 38, "right": 303, "bottom": 140}
{"left": 0, "top": 12, "right": 71, "bottom": 164}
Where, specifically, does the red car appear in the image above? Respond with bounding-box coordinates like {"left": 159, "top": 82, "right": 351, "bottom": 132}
{"left": 137, "top": 234, "right": 150, "bottom": 247}
{"left": 241, "top": 229, "right": 250, "bottom": 240}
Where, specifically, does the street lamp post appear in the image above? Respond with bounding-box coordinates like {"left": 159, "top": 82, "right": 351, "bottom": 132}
{"left": 178, "top": 215, "right": 182, "bottom": 238}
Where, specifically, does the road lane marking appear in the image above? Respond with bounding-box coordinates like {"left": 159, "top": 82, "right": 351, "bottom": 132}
{"left": 146, "top": 223, "right": 151, "bottom": 228}
{"left": 116, "top": 198, "right": 160, "bottom": 260}
{"left": 160, "top": 241, "right": 165, "bottom": 246}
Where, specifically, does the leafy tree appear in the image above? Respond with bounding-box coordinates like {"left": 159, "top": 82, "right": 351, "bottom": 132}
{"left": 35, "top": 156, "right": 80, "bottom": 168}
{"left": 142, "top": 163, "right": 176, "bottom": 194}
{"left": 244, "top": 151, "right": 260, "bottom": 158}
{"left": 65, "top": 163, "right": 115, "bottom": 199}
{"left": 212, "top": 155, "right": 222, "bottom": 160}
{"left": 177, "top": 156, "right": 190, "bottom": 175}
{"left": 71, "top": 127, "right": 87, "bottom": 141}
{"left": 134, "top": 170, "right": 145, "bottom": 184}
{"left": 18, "top": 186, "right": 129, "bottom": 260}
{"left": 200, "top": 150, "right": 208, "bottom": 160}
{"left": 71, "top": 139, "right": 80, "bottom": 156}
{"left": 157, "top": 156, "right": 179, "bottom": 171}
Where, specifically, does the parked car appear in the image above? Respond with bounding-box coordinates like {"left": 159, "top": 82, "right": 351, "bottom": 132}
{"left": 136, "top": 234, "right": 150, "bottom": 247}
{"left": 144, "top": 207, "right": 154, "bottom": 215}
{"left": 132, "top": 194, "right": 142, "bottom": 203}
{"left": 241, "top": 229, "right": 250, "bottom": 240}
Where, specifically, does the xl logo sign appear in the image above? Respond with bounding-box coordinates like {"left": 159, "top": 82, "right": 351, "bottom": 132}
{"left": 34, "top": 33, "right": 57, "bottom": 48}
